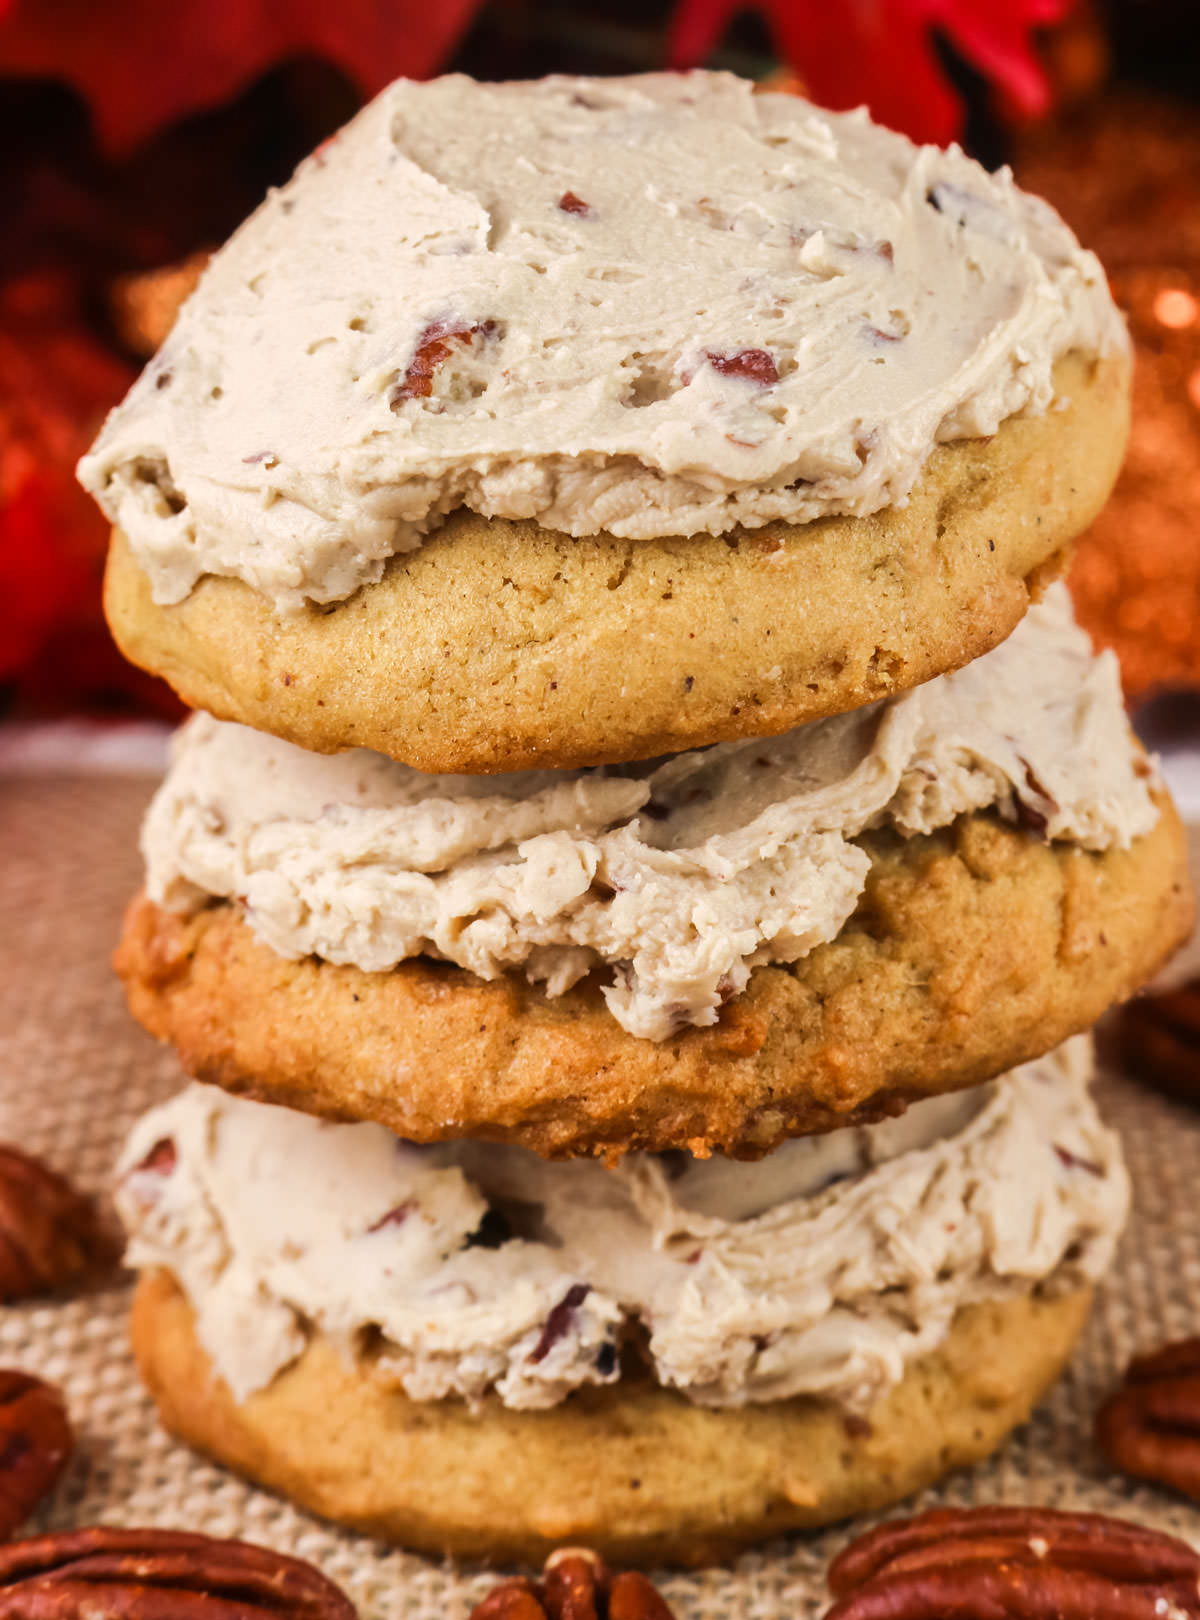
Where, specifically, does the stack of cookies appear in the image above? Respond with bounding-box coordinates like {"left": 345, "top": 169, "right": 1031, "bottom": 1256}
{"left": 78, "top": 73, "right": 1192, "bottom": 1566}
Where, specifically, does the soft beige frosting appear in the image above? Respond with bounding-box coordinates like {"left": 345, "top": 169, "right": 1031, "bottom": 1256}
{"left": 143, "top": 587, "right": 1159, "bottom": 1040}
{"left": 115, "top": 1039, "right": 1127, "bottom": 1412}
{"left": 78, "top": 72, "right": 1125, "bottom": 611}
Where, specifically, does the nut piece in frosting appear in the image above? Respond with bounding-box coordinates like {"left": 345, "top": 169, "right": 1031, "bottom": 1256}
{"left": 77, "top": 72, "right": 1127, "bottom": 611}
{"left": 141, "top": 585, "right": 1159, "bottom": 1040}
{"left": 115, "top": 1038, "right": 1127, "bottom": 1416}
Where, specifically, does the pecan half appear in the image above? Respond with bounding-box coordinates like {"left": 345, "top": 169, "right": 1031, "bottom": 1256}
{"left": 0, "top": 1147, "right": 111, "bottom": 1302}
{"left": 1097, "top": 1336, "right": 1200, "bottom": 1499}
{"left": 0, "top": 1372, "right": 73, "bottom": 1537}
{"left": 470, "top": 1550, "right": 675, "bottom": 1620}
{"left": 824, "top": 1504, "right": 1200, "bottom": 1618}
{"left": 1115, "top": 975, "right": 1200, "bottom": 1105}
{"left": 0, "top": 1528, "right": 357, "bottom": 1618}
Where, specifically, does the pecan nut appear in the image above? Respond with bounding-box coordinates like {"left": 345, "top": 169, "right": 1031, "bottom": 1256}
{"left": 470, "top": 1550, "right": 675, "bottom": 1620}
{"left": 0, "top": 1528, "right": 356, "bottom": 1618}
{"left": 823, "top": 1504, "right": 1200, "bottom": 1618}
{"left": 388, "top": 319, "right": 500, "bottom": 407}
{"left": 0, "top": 1146, "right": 112, "bottom": 1301}
{"left": 0, "top": 1371, "right": 72, "bottom": 1537}
{"left": 1114, "top": 976, "right": 1200, "bottom": 1105}
{"left": 1097, "top": 1335, "right": 1200, "bottom": 1499}
{"left": 706, "top": 348, "right": 779, "bottom": 386}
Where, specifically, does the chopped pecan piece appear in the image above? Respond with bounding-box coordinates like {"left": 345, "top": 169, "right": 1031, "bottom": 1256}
{"left": 470, "top": 1551, "right": 674, "bottom": 1620}
{"left": 1053, "top": 1144, "right": 1104, "bottom": 1176}
{"left": 133, "top": 1138, "right": 177, "bottom": 1176}
{"left": 367, "top": 1199, "right": 414, "bottom": 1233}
{"left": 528, "top": 1283, "right": 591, "bottom": 1364}
{"left": 558, "top": 192, "right": 591, "bottom": 216}
{"left": 824, "top": 1504, "right": 1200, "bottom": 1618}
{"left": 706, "top": 349, "right": 779, "bottom": 386}
{"left": 389, "top": 319, "right": 498, "bottom": 406}
{"left": 0, "top": 1371, "right": 73, "bottom": 1537}
{"left": 0, "top": 1146, "right": 111, "bottom": 1302}
{"left": 118, "top": 1137, "right": 178, "bottom": 1215}
{"left": 1115, "top": 975, "right": 1200, "bottom": 1106}
{"left": 1012, "top": 759, "right": 1059, "bottom": 839}
{"left": 0, "top": 1527, "right": 357, "bottom": 1619}
{"left": 1097, "top": 1336, "right": 1200, "bottom": 1499}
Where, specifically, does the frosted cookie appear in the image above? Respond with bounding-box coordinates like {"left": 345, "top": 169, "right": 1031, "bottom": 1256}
{"left": 114, "top": 591, "right": 1192, "bottom": 1158}
{"left": 117, "top": 803, "right": 1188, "bottom": 1160}
{"left": 133, "top": 1276, "right": 1089, "bottom": 1566}
{"left": 83, "top": 74, "right": 1130, "bottom": 771}
{"left": 119, "top": 1043, "right": 1120, "bottom": 1563}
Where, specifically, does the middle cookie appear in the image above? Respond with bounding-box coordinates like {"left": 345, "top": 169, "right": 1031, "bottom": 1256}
{"left": 117, "top": 585, "right": 1191, "bottom": 1159}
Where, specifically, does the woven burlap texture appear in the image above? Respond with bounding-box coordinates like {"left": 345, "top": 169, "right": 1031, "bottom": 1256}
{"left": 2, "top": 772, "right": 1198, "bottom": 1617}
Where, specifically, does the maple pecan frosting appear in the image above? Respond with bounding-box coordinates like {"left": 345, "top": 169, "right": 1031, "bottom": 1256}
{"left": 140, "top": 587, "right": 1158, "bottom": 1040}
{"left": 116, "top": 1038, "right": 1126, "bottom": 1415}
{"left": 79, "top": 72, "right": 1125, "bottom": 610}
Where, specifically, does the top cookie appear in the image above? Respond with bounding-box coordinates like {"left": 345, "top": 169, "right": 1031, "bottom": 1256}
{"left": 83, "top": 73, "right": 1129, "bottom": 771}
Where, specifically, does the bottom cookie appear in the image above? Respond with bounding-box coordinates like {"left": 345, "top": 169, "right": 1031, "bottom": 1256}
{"left": 132, "top": 1273, "right": 1091, "bottom": 1568}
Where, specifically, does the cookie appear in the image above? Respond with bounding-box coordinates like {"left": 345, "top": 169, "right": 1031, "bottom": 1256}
{"left": 102, "top": 350, "right": 1126, "bottom": 773}
{"left": 84, "top": 72, "right": 1130, "bottom": 772}
{"left": 115, "top": 794, "right": 1192, "bottom": 1160}
{"left": 131, "top": 1271, "right": 1091, "bottom": 1567}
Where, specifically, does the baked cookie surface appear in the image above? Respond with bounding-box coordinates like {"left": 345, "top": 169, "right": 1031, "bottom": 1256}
{"left": 132, "top": 1272, "right": 1091, "bottom": 1567}
{"left": 103, "top": 351, "right": 1128, "bottom": 772}
{"left": 115, "top": 794, "right": 1192, "bottom": 1160}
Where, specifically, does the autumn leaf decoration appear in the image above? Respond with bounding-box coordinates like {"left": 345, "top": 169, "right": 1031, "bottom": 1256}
{"left": 668, "top": 0, "right": 1073, "bottom": 145}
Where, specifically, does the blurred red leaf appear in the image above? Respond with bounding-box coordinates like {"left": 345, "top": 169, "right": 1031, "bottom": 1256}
{"left": 668, "top": 0, "right": 1073, "bottom": 145}
{"left": 0, "top": 286, "right": 124, "bottom": 669}
{"left": 0, "top": 275, "right": 183, "bottom": 714}
{"left": 0, "top": 0, "right": 483, "bottom": 155}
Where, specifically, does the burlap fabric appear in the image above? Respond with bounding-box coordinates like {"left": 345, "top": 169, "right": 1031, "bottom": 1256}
{"left": 2, "top": 771, "right": 1198, "bottom": 1616}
